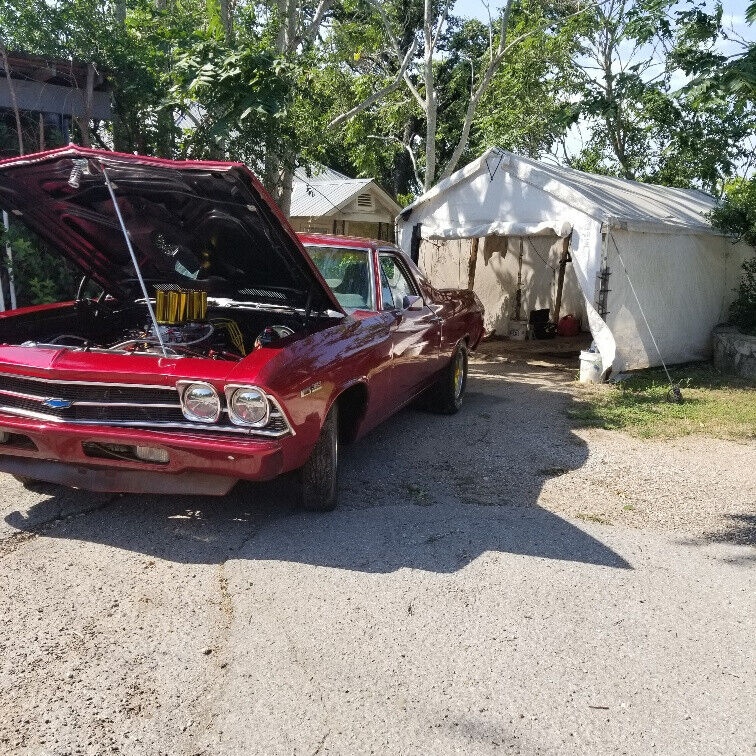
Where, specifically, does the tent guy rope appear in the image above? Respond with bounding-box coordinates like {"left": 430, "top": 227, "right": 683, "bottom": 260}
{"left": 609, "top": 234, "right": 683, "bottom": 403}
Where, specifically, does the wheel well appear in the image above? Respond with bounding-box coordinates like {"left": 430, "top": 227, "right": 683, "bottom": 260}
{"left": 336, "top": 383, "right": 369, "bottom": 444}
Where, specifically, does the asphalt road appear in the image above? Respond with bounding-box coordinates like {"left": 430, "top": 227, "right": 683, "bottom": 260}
{"left": 0, "top": 359, "right": 753, "bottom": 755}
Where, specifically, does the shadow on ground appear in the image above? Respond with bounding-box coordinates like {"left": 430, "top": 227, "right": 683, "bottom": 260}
{"left": 4, "top": 361, "right": 631, "bottom": 572}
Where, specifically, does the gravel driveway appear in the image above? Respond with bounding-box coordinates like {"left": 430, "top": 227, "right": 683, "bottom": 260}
{"left": 0, "top": 357, "right": 753, "bottom": 755}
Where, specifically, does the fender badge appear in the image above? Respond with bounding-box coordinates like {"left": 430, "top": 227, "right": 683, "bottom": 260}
{"left": 300, "top": 381, "right": 323, "bottom": 398}
{"left": 42, "top": 398, "right": 73, "bottom": 409}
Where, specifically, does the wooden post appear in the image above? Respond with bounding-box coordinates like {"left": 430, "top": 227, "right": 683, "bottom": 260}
{"left": 552, "top": 235, "right": 570, "bottom": 324}
{"left": 466, "top": 237, "right": 479, "bottom": 290}
{"left": 514, "top": 238, "right": 523, "bottom": 321}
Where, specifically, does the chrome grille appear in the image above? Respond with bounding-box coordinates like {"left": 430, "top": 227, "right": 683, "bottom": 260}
{"left": 0, "top": 373, "right": 292, "bottom": 437}
{"left": 0, "top": 373, "right": 173, "bottom": 404}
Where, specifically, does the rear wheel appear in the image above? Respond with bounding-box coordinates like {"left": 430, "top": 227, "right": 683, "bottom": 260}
{"left": 297, "top": 404, "right": 339, "bottom": 512}
{"left": 427, "top": 343, "right": 468, "bottom": 414}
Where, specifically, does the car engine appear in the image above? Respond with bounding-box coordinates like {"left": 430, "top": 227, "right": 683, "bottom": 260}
{"left": 18, "top": 286, "right": 297, "bottom": 361}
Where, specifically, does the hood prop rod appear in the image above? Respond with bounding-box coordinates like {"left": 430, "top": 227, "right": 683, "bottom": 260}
{"left": 101, "top": 165, "right": 168, "bottom": 358}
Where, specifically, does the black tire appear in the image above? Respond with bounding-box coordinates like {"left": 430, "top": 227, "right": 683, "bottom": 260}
{"left": 427, "top": 343, "right": 468, "bottom": 414}
{"left": 297, "top": 403, "right": 339, "bottom": 512}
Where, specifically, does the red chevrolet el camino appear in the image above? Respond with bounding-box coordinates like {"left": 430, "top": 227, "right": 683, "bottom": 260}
{"left": 0, "top": 147, "right": 483, "bottom": 510}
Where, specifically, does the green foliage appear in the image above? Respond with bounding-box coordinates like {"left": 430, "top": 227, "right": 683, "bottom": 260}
{"left": 572, "top": 0, "right": 755, "bottom": 194}
{"left": 728, "top": 257, "right": 756, "bottom": 334}
{"left": 169, "top": 38, "right": 293, "bottom": 166}
{"left": 710, "top": 178, "right": 756, "bottom": 248}
{"left": 0, "top": 225, "right": 79, "bottom": 307}
{"left": 473, "top": 1, "right": 586, "bottom": 159}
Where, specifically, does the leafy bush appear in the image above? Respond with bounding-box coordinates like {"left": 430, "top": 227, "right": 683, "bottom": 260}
{"left": 710, "top": 177, "right": 756, "bottom": 247}
{"left": 730, "top": 256, "right": 756, "bottom": 334}
{"left": 0, "top": 224, "right": 80, "bottom": 308}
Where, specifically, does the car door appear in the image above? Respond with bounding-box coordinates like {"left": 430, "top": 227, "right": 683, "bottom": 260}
{"left": 378, "top": 250, "right": 442, "bottom": 401}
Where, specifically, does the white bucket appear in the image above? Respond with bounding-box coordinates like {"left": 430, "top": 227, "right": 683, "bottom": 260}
{"left": 508, "top": 320, "right": 528, "bottom": 341}
{"left": 579, "top": 350, "right": 603, "bottom": 383}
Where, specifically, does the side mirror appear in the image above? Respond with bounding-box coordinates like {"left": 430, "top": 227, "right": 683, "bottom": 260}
{"left": 403, "top": 294, "right": 424, "bottom": 311}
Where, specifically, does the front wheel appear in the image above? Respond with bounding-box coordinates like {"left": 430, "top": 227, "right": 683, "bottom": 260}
{"left": 297, "top": 404, "right": 339, "bottom": 512}
{"left": 427, "top": 343, "right": 468, "bottom": 414}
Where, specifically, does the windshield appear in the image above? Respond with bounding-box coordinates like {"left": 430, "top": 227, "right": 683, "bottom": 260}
{"left": 305, "top": 246, "right": 375, "bottom": 311}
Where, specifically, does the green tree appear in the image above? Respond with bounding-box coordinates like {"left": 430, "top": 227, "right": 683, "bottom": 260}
{"left": 571, "top": 0, "right": 755, "bottom": 194}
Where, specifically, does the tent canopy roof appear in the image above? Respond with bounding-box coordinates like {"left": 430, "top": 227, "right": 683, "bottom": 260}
{"left": 400, "top": 148, "right": 718, "bottom": 234}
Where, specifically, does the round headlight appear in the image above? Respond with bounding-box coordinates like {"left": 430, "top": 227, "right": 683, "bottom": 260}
{"left": 229, "top": 387, "right": 268, "bottom": 426}
{"left": 181, "top": 382, "right": 221, "bottom": 423}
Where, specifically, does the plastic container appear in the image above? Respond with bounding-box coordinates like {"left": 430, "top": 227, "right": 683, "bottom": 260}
{"left": 507, "top": 320, "right": 528, "bottom": 341}
{"left": 557, "top": 314, "right": 581, "bottom": 337}
{"left": 579, "top": 349, "right": 603, "bottom": 383}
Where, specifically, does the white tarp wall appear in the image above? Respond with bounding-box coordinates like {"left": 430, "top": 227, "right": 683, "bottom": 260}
{"left": 397, "top": 148, "right": 753, "bottom": 374}
{"left": 419, "top": 235, "right": 588, "bottom": 335}
{"left": 605, "top": 229, "right": 753, "bottom": 371}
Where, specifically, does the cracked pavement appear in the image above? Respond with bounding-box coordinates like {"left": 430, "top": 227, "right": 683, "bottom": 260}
{"left": 0, "top": 359, "right": 753, "bottom": 755}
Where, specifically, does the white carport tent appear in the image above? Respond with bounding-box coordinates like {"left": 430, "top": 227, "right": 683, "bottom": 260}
{"left": 397, "top": 148, "right": 752, "bottom": 374}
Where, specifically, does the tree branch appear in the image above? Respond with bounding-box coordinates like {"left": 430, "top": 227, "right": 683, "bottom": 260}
{"left": 440, "top": 0, "right": 607, "bottom": 182}
{"left": 431, "top": 0, "right": 453, "bottom": 51}
{"left": 439, "top": 0, "right": 514, "bottom": 182}
{"left": 295, "top": 0, "right": 333, "bottom": 49}
{"left": 366, "top": 0, "right": 426, "bottom": 108}
{"left": 367, "top": 134, "right": 421, "bottom": 187}
{"left": 329, "top": 39, "right": 418, "bottom": 128}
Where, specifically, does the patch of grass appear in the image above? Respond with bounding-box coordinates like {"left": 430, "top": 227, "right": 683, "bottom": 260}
{"left": 569, "top": 363, "right": 756, "bottom": 440}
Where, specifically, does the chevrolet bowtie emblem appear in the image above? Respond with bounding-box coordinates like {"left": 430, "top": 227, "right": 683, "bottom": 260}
{"left": 42, "top": 398, "right": 73, "bottom": 409}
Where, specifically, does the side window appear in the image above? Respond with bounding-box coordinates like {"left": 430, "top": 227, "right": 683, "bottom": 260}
{"left": 379, "top": 254, "right": 418, "bottom": 310}
{"left": 380, "top": 264, "right": 396, "bottom": 309}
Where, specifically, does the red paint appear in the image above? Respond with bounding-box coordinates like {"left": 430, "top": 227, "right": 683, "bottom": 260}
{"left": 557, "top": 314, "right": 581, "bottom": 337}
{"left": 0, "top": 149, "right": 484, "bottom": 495}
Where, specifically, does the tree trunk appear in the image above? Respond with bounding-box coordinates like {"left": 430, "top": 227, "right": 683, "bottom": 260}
{"left": 112, "top": 1, "right": 130, "bottom": 151}
{"left": 76, "top": 62, "right": 95, "bottom": 148}
{"left": 278, "top": 166, "right": 294, "bottom": 217}
{"left": 221, "top": 0, "right": 233, "bottom": 43}
{"left": 422, "top": 0, "right": 437, "bottom": 190}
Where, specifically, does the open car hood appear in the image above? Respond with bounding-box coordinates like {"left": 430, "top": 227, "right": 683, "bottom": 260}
{"left": 0, "top": 146, "right": 345, "bottom": 314}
